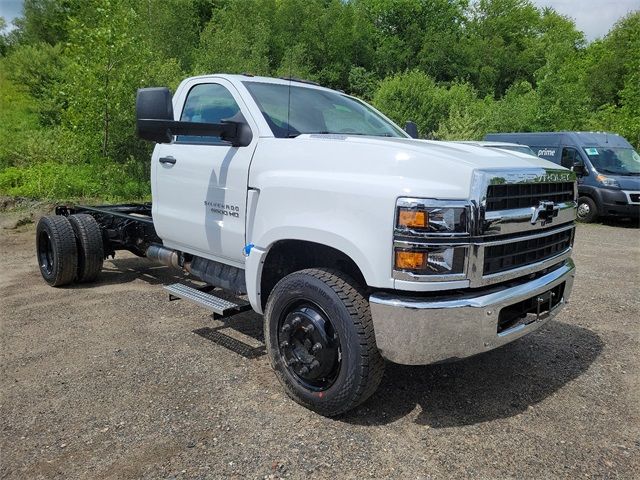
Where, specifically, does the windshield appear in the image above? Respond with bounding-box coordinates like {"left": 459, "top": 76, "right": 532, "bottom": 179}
{"left": 583, "top": 147, "right": 640, "bottom": 175}
{"left": 243, "top": 81, "right": 406, "bottom": 138}
{"left": 489, "top": 145, "right": 537, "bottom": 156}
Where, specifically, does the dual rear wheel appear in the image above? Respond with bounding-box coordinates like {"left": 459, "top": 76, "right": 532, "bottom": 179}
{"left": 36, "top": 214, "right": 104, "bottom": 287}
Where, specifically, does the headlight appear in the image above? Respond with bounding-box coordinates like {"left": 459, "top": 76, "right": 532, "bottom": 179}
{"left": 394, "top": 246, "right": 466, "bottom": 275}
{"left": 396, "top": 200, "right": 468, "bottom": 235}
{"left": 596, "top": 174, "right": 619, "bottom": 188}
{"left": 393, "top": 198, "right": 469, "bottom": 278}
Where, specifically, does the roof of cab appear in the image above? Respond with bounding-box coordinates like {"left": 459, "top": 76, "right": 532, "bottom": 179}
{"left": 187, "top": 73, "right": 336, "bottom": 92}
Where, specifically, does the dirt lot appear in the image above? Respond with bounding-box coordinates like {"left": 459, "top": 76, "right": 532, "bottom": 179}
{"left": 1, "top": 207, "right": 639, "bottom": 479}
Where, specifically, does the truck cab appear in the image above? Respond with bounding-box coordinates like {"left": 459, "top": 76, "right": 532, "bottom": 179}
{"left": 484, "top": 131, "right": 640, "bottom": 222}
{"left": 37, "top": 75, "right": 578, "bottom": 416}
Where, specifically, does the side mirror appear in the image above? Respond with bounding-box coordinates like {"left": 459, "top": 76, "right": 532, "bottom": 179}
{"left": 572, "top": 161, "right": 587, "bottom": 176}
{"left": 135, "top": 87, "right": 252, "bottom": 147}
{"left": 405, "top": 121, "right": 419, "bottom": 139}
{"left": 136, "top": 87, "right": 174, "bottom": 143}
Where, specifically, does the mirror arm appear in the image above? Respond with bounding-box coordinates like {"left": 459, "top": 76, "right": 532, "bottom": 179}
{"left": 137, "top": 119, "right": 239, "bottom": 144}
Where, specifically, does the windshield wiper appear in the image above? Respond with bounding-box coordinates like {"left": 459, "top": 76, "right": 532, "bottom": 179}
{"left": 289, "top": 131, "right": 395, "bottom": 138}
{"left": 288, "top": 131, "right": 334, "bottom": 138}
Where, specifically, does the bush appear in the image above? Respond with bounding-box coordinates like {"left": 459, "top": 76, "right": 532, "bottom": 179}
{"left": 0, "top": 158, "right": 150, "bottom": 201}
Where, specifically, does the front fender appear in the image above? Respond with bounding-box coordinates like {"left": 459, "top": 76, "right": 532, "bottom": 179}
{"left": 245, "top": 226, "right": 389, "bottom": 314}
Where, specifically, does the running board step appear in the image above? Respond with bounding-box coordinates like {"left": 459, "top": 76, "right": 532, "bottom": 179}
{"left": 164, "top": 283, "right": 251, "bottom": 318}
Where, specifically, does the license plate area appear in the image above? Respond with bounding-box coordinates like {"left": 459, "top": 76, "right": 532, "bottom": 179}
{"left": 497, "top": 282, "right": 565, "bottom": 334}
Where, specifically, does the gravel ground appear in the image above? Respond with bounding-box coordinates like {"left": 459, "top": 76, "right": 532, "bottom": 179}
{"left": 1, "top": 207, "right": 639, "bottom": 479}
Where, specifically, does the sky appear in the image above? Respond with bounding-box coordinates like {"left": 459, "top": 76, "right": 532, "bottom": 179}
{"left": 1, "top": 0, "right": 639, "bottom": 40}
{"left": 531, "top": 0, "right": 639, "bottom": 40}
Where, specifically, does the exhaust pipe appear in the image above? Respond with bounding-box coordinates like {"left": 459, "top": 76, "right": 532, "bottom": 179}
{"left": 146, "top": 244, "right": 181, "bottom": 269}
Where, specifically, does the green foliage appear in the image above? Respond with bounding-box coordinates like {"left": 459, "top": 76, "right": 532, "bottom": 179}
{"left": 0, "top": 159, "right": 150, "bottom": 200}
{"left": 484, "top": 81, "right": 539, "bottom": 133}
{"left": 0, "top": 17, "right": 7, "bottom": 56}
{"left": 1, "top": 0, "right": 639, "bottom": 202}
{"left": 373, "top": 70, "right": 480, "bottom": 137}
{"left": 434, "top": 107, "right": 483, "bottom": 140}
{"left": 584, "top": 12, "right": 640, "bottom": 147}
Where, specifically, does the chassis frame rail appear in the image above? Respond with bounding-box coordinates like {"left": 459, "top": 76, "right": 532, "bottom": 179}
{"left": 56, "top": 203, "right": 161, "bottom": 258}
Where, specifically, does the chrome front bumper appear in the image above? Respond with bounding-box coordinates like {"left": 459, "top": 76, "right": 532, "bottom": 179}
{"left": 370, "top": 259, "right": 575, "bottom": 365}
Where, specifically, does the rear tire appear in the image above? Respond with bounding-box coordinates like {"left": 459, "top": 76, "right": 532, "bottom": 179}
{"left": 264, "top": 268, "right": 384, "bottom": 416}
{"left": 577, "top": 196, "right": 598, "bottom": 223}
{"left": 36, "top": 215, "right": 78, "bottom": 287}
{"left": 68, "top": 214, "right": 104, "bottom": 283}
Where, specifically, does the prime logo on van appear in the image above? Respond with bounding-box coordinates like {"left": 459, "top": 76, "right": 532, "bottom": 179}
{"left": 537, "top": 148, "right": 556, "bottom": 157}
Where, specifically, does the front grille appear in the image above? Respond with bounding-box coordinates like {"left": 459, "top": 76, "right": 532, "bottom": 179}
{"left": 486, "top": 182, "right": 574, "bottom": 211}
{"left": 483, "top": 228, "right": 573, "bottom": 275}
{"left": 630, "top": 193, "right": 640, "bottom": 203}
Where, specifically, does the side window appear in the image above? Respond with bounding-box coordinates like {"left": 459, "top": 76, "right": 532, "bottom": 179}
{"left": 561, "top": 147, "right": 580, "bottom": 169}
{"left": 177, "top": 83, "right": 240, "bottom": 144}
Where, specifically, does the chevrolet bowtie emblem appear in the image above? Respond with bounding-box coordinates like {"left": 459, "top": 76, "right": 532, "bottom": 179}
{"left": 531, "top": 200, "right": 559, "bottom": 225}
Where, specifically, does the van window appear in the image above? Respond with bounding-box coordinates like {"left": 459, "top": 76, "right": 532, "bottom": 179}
{"left": 583, "top": 147, "right": 640, "bottom": 175}
{"left": 560, "top": 147, "right": 581, "bottom": 169}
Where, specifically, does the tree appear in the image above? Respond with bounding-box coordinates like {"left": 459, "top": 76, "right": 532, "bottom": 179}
{"left": 463, "top": 0, "right": 542, "bottom": 97}
{"left": 62, "top": 0, "right": 181, "bottom": 160}
{"left": 372, "top": 70, "right": 480, "bottom": 137}
{"left": 532, "top": 9, "right": 589, "bottom": 130}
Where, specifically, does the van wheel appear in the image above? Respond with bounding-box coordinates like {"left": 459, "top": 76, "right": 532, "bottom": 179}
{"left": 68, "top": 214, "right": 104, "bottom": 282}
{"left": 264, "top": 268, "right": 384, "bottom": 416}
{"left": 577, "top": 196, "right": 598, "bottom": 223}
{"left": 36, "top": 215, "right": 78, "bottom": 287}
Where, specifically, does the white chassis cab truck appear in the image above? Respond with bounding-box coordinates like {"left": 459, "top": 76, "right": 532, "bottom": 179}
{"left": 36, "top": 74, "right": 577, "bottom": 416}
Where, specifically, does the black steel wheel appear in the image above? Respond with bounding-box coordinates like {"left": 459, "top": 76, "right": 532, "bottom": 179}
{"left": 264, "top": 268, "right": 384, "bottom": 416}
{"left": 577, "top": 196, "right": 598, "bottom": 223}
{"left": 68, "top": 214, "right": 104, "bottom": 283}
{"left": 36, "top": 215, "right": 78, "bottom": 287}
{"left": 278, "top": 303, "right": 342, "bottom": 391}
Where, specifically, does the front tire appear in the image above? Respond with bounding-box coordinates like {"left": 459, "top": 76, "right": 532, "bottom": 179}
{"left": 264, "top": 268, "right": 384, "bottom": 416}
{"left": 577, "top": 196, "right": 598, "bottom": 223}
{"left": 36, "top": 215, "right": 78, "bottom": 287}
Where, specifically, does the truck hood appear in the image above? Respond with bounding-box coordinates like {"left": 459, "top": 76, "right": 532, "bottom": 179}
{"left": 278, "top": 134, "right": 567, "bottom": 199}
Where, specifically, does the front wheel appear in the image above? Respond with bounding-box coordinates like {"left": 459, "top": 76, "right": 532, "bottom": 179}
{"left": 577, "top": 196, "right": 598, "bottom": 223}
{"left": 264, "top": 268, "right": 384, "bottom": 416}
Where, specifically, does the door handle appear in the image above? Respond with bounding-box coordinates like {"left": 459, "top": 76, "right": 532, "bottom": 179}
{"left": 159, "top": 156, "right": 176, "bottom": 165}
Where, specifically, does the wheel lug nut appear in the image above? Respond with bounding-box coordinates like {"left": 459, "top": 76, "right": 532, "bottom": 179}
{"left": 303, "top": 324, "right": 314, "bottom": 333}
{"left": 309, "top": 360, "right": 320, "bottom": 371}
{"left": 280, "top": 340, "right": 289, "bottom": 348}
{"left": 281, "top": 324, "right": 291, "bottom": 333}
{"left": 292, "top": 317, "right": 301, "bottom": 327}
{"left": 312, "top": 342, "right": 322, "bottom": 353}
{"left": 299, "top": 366, "right": 309, "bottom": 375}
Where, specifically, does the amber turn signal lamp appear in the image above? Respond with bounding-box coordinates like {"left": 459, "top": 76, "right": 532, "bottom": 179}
{"left": 397, "top": 208, "right": 427, "bottom": 229}
{"left": 395, "top": 251, "right": 426, "bottom": 270}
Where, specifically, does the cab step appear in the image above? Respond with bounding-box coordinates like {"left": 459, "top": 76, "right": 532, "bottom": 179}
{"left": 164, "top": 283, "right": 251, "bottom": 318}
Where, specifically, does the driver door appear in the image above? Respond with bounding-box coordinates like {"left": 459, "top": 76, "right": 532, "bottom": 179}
{"left": 152, "top": 79, "right": 258, "bottom": 267}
